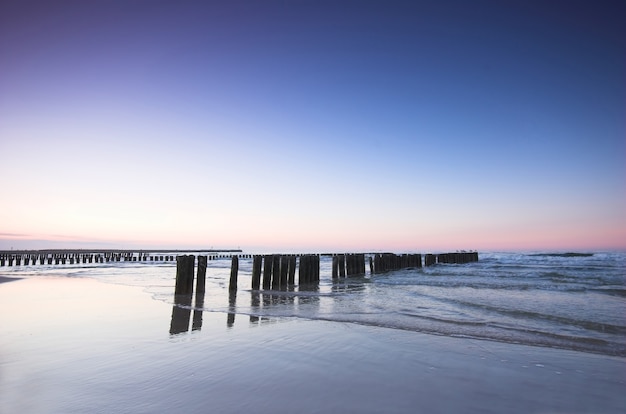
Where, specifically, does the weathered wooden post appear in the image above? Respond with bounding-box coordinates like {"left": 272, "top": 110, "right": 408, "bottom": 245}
{"left": 229, "top": 255, "right": 239, "bottom": 292}
{"left": 345, "top": 254, "right": 352, "bottom": 276}
{"left": 332, "top": 255, "right": 339, "bottom": 279}
{"left": 271, "top": 255, "right": 281, "bottom": 290}
{"left": 175, "top": 255, "right": 195, "bottom": 295}
{"left": 262, "top": 255, "right": 273, "bottom": 290}
{"left": 298, "top": 255, "right": 308, "bottom": 284}
{"left": 287, "top": 255, "right": 297, "bottom": 285}
{"left": 279, "top": 255, "right": 289, "bottom": 289}
{"left": 196, "top": 255, "right": 207, "bottom": 294}
{"left": 339, "top": 254, "right": 346, "bottom": 277}
{"left": 314, "top": 254, "right": 320, "bottom": 282}
{"left": 251, "top": 255, "right": 262, "bottom": 290}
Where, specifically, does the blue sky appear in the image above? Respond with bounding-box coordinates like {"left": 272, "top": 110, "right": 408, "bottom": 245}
{"left": 1, "top": 0, "right": 624, "bottom": 252}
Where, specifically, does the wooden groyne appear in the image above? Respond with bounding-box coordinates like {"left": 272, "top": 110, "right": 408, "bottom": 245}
{"left": 0, "top": 249, "right": 244, "bottom": 267}
{"left": 172, "top": 251, "right": 479, "bottom": 294}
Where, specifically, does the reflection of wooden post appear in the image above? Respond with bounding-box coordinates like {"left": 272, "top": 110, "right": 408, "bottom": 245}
{"left": 192, "top": 291, "right": 204, "bottom": 331}
{"left": 250, "top": 291, "right": 260, "bottom": 323}
{"left": 227, "top": 291, "right": 236, "bottom": 327}
{"left": 170, "top": 294, "right": 192, "bottom": 335}
{"left": 229, "top": 255, "right": 239, "bottom": 292}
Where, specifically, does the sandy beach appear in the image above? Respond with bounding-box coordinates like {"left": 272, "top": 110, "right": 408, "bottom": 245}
{"left": 1, "top": 275, "right": 624, "bottom": 414}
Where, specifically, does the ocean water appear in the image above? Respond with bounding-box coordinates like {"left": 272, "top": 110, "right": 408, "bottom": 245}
{"left": 2, "top": 251, "right": 624, "bottom": 357}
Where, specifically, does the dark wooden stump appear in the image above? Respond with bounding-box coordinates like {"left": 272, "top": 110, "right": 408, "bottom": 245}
{"left": 229, "top": 255, "right": 239, "bottom": 292}
{"left": 196, "top": 255, "right": 207, "bottom": 294}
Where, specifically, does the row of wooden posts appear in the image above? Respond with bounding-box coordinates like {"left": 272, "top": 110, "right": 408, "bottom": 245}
{"left": 175, "top": 254, "right": 322, "bottom": 295}
{"left": 0, "top": 252, "right": 253, "bottom": 266}
{"left": 174, "top": 252, "right": 479, "bottom": 295}
{"left": 0, "top": 253, "right": 177, "bottom": 266}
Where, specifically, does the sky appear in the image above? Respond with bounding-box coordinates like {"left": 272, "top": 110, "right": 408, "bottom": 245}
{"left": 1, "top": 0, "right": 624, "bottom": 253}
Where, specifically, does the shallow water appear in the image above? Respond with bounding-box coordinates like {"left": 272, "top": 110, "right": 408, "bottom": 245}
{"left": 2, "top": 251, "right": 624, "bottom": 356}
{"left": 1, "top": 263, "right": 625, "bottom": 414}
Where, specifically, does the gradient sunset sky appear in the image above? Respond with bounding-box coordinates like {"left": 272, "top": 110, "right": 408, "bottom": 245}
{"left": 1, "top": 0, "right": 624, "bottom": 252}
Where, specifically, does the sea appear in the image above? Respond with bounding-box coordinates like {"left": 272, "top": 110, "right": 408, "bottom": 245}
{"left": 2, "top": 251, "right": 625, "bottom": 357}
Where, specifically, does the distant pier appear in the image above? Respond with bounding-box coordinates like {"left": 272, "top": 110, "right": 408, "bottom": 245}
{"left": 0, "top": 249, "right": 244, "bottom": 267}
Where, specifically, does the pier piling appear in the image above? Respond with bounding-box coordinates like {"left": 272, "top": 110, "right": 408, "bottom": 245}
{"left": 175, "top": 255, "right": 195, "bottom": 295}
{"left": 229, "top": 255, "right": 239, "bottom": 292}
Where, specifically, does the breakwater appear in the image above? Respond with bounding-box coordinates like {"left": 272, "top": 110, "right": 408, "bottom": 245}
{"left": 173, "top": 252, "right": 479, "bottom": 294}
{"left": 0, "top": 249, "right": 244, "bottom": 266}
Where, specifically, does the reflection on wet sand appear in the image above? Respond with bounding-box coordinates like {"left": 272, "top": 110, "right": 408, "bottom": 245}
{"left": 192, "top": 292, "right": 204, "bottom": 331}
{"left": 227, "top": 291, "right": 236, "bottom": 327}
{"left": 169, "top": 294, "right": 192, "bottom": 335}
{"left": 169, "top": 283, "right": 328, "bottom": 334}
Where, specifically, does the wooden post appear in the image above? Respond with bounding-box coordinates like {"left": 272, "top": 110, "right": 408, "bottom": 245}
{"left": 298, "top": 255, "right": 308, "bottom": 284}
{"left": 229, "top": 255, "right": 239, "bottom": 292}
{"left": 287, "top": 255, "right": 296, "bottom": 285}
{"left": 278, "top": 255, "right": 288, "bottom": 289}
{"left": 251, "top": 255, "right": 262, "bottom": 290}
{"left": 271, "top": 255, "right": 281, "bottom": 290}
{"left": 332, "top": 255, "right": 339, "bottom": 279}
{"left": 338, "top": 254, "right": 346, "bottom": 277}
{"left": 262, "top": 255, "right": 273, "bottom": 290}
{"left": 196, "top": 255, "right": 207, "bottom": 294}
{"left": 175, "top": 255, "right": 195, "bottom": 295}
{"left": 315, "top": 255, "right": 320, "bottom": 282}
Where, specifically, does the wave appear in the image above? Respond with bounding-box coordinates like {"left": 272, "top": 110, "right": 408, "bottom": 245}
{"left": 528, "top": 252, "right": 594, "bottom": 257}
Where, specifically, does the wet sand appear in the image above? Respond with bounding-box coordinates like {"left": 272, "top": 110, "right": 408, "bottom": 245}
{"left": 0, "top": 275, "right": 21, "bottom": 284}
{"left": 1, "top": 276, "right": 624, "bottom": 414}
